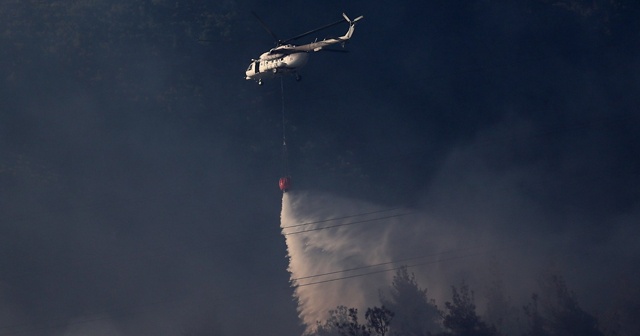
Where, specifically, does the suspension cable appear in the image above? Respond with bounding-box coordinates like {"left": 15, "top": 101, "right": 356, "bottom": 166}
{"left": 280, "top": 77, "right": 290, "bottom": 177}
{"left": 281, "top": 77, "right": 286, "bottom": 145}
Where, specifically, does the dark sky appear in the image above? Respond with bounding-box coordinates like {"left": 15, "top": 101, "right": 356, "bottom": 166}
{"left": 1, "top": 0, "right": 639, "bottom": 335}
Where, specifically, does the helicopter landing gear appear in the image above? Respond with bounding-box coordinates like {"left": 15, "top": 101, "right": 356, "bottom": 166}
{"left": 295, "top": 74, "right": 301, "bottom": 82}
{"left": 258, "top": 79, "right": 263, "bottom": 86}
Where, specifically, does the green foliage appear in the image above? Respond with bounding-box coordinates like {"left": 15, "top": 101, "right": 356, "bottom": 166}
{"left": 381, "top": 266, "right": 442, "bottom": 336}
{"left": 366, "top": 306, "right": 394, "bottom": 336}
{"left": 338, "top": 307, "right": 369, "bottom": 336}
{"left": 523, "top": 275, "right": 604, "bottom": 336}
{"left": 522, "top": 294, "right": 545, "bottom": 336}
{"left": 315, "top": 306, "right": 352, "bottom": 336}
{"left": 313, "top": 271, "right": 622, "bottom": 336}
{"left": 441, "top": 282, "right": 498, "bottom": 336}
{"left": 314, "top": 305, "right": 394, "bottom": 336}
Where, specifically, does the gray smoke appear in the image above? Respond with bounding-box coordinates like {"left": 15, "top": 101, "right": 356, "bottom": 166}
{"left": 280, "top": 189, "right": 505, "bottom": 332}
{"left": 279, "top": 114, "right": 640, "bottom": 334}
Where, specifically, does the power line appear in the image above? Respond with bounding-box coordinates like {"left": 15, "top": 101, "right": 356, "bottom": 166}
{"left": 291, "top": 245, "right": 493, "bottom": 282}
{"left": 282, "top": 212, "right": 415, "bottom": 236}
{"left": 281, "top": 205, "right": 409, "bottom": 229}
{"left": 295, "top": 246, "right": 510, "bottom": 288}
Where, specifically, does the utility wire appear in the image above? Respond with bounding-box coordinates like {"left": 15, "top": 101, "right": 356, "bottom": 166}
{"left": 295, "top": 246, "right": 510, "bottom": 287}
{"left": 282, "top": 212, "right": 415, "bottom": 236}
{"left": 291, "top": 245, "right": 492, "bottom": 281}
{"left": 281, "top": 76, "right": 286, "bottom": 144}
{"left": 281, "top": 205, "right": 409, "bottom": 229}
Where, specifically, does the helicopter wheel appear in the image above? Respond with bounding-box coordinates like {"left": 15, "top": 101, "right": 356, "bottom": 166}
{"left": 295, "top": 74, "right": 301, "bottom": 82}
{"left": 258, "top": 79, "right": 263, "bottom": 86}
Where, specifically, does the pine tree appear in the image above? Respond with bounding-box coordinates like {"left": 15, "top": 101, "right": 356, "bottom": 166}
{"left": 441, "top": 282, "right": 498, "bottom": 336}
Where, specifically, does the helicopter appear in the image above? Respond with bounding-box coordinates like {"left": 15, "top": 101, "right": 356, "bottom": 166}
{"left": 245, "top": 12, "right": 363, "bottom": 85}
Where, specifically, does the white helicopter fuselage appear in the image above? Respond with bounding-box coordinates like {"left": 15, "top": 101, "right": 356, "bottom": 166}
{"left": 245, "top": 13, "right": 362, "bottom": 85}
{"left": 245, "top": 49, "right": 309, "bottom": 83}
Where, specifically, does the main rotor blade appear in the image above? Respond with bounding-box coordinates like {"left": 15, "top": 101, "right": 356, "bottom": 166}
{"left": 251, "top": 11, "right": 281, "bottom": 44}
{"left": 319, "top": 48, "right": 349, "bottom": 53}
{"left": 281, "top": 18, "right": 345, "bottom": 44}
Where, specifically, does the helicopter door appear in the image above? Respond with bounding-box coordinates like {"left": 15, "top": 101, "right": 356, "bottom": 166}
{"left": 254, "top": 61, "right": 260, "bottom": 74}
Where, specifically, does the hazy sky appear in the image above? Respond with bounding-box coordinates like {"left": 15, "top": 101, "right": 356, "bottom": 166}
{"left": 1, "top": 1, "right": 639, "bottom": 335}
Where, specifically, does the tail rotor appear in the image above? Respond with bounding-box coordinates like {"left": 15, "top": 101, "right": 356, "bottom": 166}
{"left": 342, "top": 13, "right": 364, "bottom": 25}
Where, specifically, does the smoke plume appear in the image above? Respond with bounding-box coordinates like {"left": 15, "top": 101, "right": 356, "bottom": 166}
{"left": 280, "top": 190, "right": 504, "bottom": 332}
{"left": 279, "top": 120, "right": 640, "bottom": 334}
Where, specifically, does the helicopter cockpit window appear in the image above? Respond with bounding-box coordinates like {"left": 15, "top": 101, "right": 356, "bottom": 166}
{"left": 247, "top": 63, "right": 253, "bottom": 71}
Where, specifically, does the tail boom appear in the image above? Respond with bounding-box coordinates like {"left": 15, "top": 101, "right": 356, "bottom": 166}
{"left": 340, "top": 13, "right": 364, "bottom": 40}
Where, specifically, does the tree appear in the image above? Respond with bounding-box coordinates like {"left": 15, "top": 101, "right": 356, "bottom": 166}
{"left": 523, "top": 275, "right": 603, "bottom": 336}
{"left": 441, "top": 282, "right": 498, "bottom": 336}
{"left": 483, "top": 259, "right": 519, "bottom": 335}
{"left": 523, "top": 294, "right": 546, "bottom": 336}
{"left": 366, "top": 306, "right": 394, "bottom": 336}
{"left": 314, "top": 305, "right": 394, "bottom": 336}
{"left": 336, "top": 307, "right": 369, "bottom": 336}
{"left": 315, "top": 306, "right": 352, "bottom": 336}
{"left": 381, "top": 266, "right": 442, "bottom": 336}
